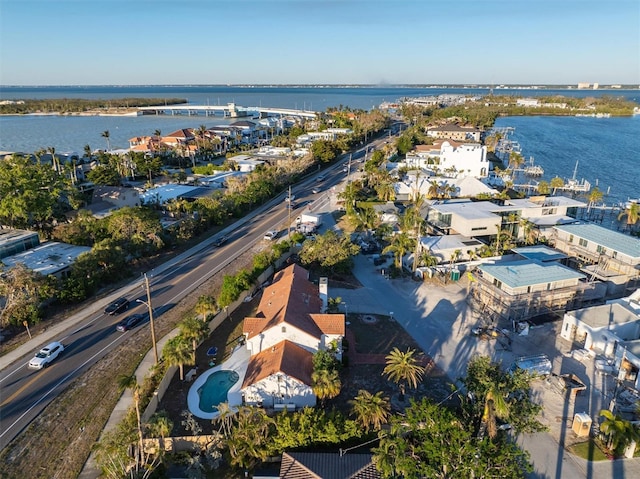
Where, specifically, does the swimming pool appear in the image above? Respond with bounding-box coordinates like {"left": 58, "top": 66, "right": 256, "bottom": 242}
{"left": 197, "top": 370, "right": 240, "bottom": 413}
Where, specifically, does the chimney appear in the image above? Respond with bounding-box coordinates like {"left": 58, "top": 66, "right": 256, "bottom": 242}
{"left": 319, "top": 277, "right": 328, "bottom": 313}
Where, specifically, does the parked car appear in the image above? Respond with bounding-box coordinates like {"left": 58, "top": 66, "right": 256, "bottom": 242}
{"left": 28, "top": 341, "right": 64, "bottom": 369}
{"left": 104, "top": 297, "right": 130, "bottom": 315}
{"left": 263, "top": 230, "right": 279, "bottom": 241}
{"left": 116, "top": 313, "right": 145, "bottom": 332}
{"left": 213, "top": 235, "right": 228, "bottom": 247}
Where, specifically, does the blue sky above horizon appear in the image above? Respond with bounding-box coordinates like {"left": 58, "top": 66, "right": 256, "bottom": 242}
{"left": 1, "top": 0, "right": 638, "bottom": 86}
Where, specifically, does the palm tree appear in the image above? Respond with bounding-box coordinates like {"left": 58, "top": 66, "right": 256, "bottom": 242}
{"left": 195, "top": 295, "right": 217, "bottom": 321}
{"left": 550, "top": 176, "right": 564, "bottom": 196}
{"left": 147, "top": 412, "right": 173, "bottom": 452}
{"left": 599, "top": 409, "right": 640, "bottom": 455}
{"left": 479, "top": 387, "right": 510, "bottom": 439}
{"left": 311, "top": 368, "right": 341, "bottom": 406}
{"left": 587, "top": 186, "right": 604, "bottom": 213}
{"left": 47, "top": 146, "right": 60, "bottom": 173}
{"left": 163, "top": 336, "right": 193, "bottom": 381}
{"left": 427, "top": 179, "right": 440, "bottom": 199}
{"left": 213, "top": 401, "right": 235, "bottom": 437}
{"left": 618, "top": 201, "right": 639, "bottom": 226}
{"left": 102, "top": 130, "right": 111, "bottom": 151}
{"left": 383, "top": 232, "right": 415, "bottom": 269}
{"left": 226, "top": 406, "right": 274, "bottom": 470}
{"left": 537, "top": 180, "right": 550, "bottom": 195}
{"left": 350, "top": 389, "right": 390, "bottom": 431}
{"left": 179, "top": 316, "right": 209, "bottom": 362}
{"left": 519, "top": 218, "right": 537, "bottom": 245}
{"left": 383, "top": 347, "right": 425, "bottom": 400}
{"left": 117, "top": 374, "right": 144, "bottom": 461}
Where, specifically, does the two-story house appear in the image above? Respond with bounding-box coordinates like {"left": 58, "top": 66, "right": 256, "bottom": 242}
{"left": 241, "top": 264, "right": 345, "bottom": 409}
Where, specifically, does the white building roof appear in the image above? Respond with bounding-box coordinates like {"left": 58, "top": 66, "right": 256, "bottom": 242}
{"left": 420, "top": 234, "right": 483, "bottom": 252}
{"left": 2, "top": 241, "right": 90, "bottom": 276}
{"left": 568, "top": 302, "right": 640, "bottom": 329}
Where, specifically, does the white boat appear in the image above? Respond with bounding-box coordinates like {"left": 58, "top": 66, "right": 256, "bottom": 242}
{"left": 561, "top": 161, "right": 591, "bottom": 193}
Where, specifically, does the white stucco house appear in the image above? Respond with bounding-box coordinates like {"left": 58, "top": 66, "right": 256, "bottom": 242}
{"left": 241, "top": 264, "right": 345, "bottom": 409}
{"left": 404, "top": 139, "right": 489, "bottom": 178}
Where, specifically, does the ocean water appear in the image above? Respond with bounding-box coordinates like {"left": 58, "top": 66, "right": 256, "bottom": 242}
{"left": 0, "top": 85, "right": 638, "bottom": 204}
{"left": 493, "top": 115, "right": 640, "bottom": 206}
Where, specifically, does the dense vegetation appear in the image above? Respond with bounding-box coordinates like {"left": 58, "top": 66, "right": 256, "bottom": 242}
{"left": 0, "top": 97, "right": 187, "bottom": 114}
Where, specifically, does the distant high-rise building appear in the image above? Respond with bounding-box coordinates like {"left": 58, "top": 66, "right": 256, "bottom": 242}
{"left": 592, "top": 83, "right": 599, "bottom": 89}
{"left": 577, "top": 82, "right": 591, "bottom": 89}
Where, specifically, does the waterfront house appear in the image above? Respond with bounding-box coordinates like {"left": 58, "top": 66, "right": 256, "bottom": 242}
{"left": 552, "top": 223, "right": 640, "bottom": 296}
{"left": 469, "top": 259, "right": 601, "bottom": 322}
{"left": 404, "top": 139, "right": 489, "bottom": 178}
{"left": 426, "top": 123, "right": 482, "bottom": 142}
{"left": 241, "top": 264, "right": 345, "bottom": 409}
{"left": 426, "top": 196, "right": 584, "bottom": 242}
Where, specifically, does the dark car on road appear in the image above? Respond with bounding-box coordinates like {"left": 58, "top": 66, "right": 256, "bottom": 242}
{"left": 213, "top": 235, "right": 228, "bottom": 247}
{"left": 116, "top": 313, "right": 145, "bottom": 332}
{"left": 104, "top": 297, "right": 130, "bottom": 315}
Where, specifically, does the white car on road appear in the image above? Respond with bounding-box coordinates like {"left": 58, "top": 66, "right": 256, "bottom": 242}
{"left": 28, "top": 341, "right": 64, "bottom": 369}
{"left": 263, "top": 230, "right": 279, "bottom": 241}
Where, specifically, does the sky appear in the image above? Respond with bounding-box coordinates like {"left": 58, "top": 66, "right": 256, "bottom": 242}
{"left": 0, "top": 0, "right": 638, "bottom": 86}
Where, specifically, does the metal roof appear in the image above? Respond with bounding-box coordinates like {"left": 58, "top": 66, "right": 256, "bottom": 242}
{"left": 512, "top": 245, "right": 568, "bottom": 262}
{"left": 479, "top": 259, "right": 585, "bottom": 288}
{"left": 555, "top": 223, "right": 640, "bottom": 259}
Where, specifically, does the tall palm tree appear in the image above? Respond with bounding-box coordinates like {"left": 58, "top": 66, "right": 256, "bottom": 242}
{"left": 311, "top": 368, "right": 341, "bottom": 406}
{"left": 618, "top": 201, "right": 639, "bottom": 226}
{"left": 350, "top": 390, "right": 390, "bottom": 431}
{"left": 383, "top": 347, "right": 425, "bottom": 400}
{"left": 383, "top": 232, "right": 415, "bottom": 269}
{"left": 195, "top": 295, "right": 217, "bottom": 321}
{"left": 117, "top": 374, "right": 144, "bottom": 462}
{"left": 179, "top": 316, "right": 209, "bottom": 361}
{"left": 427, "top": 180, "right": 440, "bottom": 199}
{"left": 163, "top": 336, "right": 193, "bottom": 381}
{"left": 47, "top": 146, "right": 60, "bottom": 173}
{"left": 102, "top": 130, "right": 111, "bottom": 151}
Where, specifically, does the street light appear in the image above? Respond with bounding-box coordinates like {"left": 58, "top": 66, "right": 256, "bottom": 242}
{"left": 138, "top": 273, "right": 158, "bottom": 365}
{"left": 341, "top": 302, "right": 348, "bottom": 318}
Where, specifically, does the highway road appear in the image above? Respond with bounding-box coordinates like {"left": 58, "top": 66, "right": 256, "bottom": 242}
{"left": 0, "top": 131, "right": 396, "bottom": 450}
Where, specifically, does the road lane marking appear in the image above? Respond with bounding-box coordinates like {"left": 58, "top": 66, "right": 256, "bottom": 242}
{"left": 0, "top": 369, "right": 44, "bottom": 408}
{"left": 0, "top": 333, "right": 127, "bottom": 442}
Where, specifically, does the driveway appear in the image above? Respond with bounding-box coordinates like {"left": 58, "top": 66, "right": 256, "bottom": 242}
{"left": 332, "top": 252, "right": 640, "bottom": 479}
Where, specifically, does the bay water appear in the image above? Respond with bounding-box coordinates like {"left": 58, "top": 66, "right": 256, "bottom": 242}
{"left": 0, "top": 85, "right": 638, "bottom": 204}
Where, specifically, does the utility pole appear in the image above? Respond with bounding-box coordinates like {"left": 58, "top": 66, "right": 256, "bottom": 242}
{"left": 347, "top": 154, "right": 352, "bottom": 183}
{"left": 143, "top": 273, "right": 159, "bottom": 365}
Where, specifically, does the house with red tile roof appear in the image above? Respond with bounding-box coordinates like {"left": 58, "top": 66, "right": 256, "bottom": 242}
{"left": 241, "top": 263, "right": 345, "bottom": 409}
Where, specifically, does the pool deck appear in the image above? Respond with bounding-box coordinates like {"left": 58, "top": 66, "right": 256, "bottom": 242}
{"left": 187, "top": 344, "right": 250, "bottom": 419}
